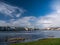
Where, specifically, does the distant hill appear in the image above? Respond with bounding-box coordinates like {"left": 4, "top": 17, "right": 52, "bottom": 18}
{"left": 0, "top": 26, "right": 39, "bottom": 31}
{"left": 0, "top": 26, "right": 25, "bottom": 31}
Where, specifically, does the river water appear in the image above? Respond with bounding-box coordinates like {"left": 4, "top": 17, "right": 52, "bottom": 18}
{"left": 0, "top": 30, "right": 60, "bottom": 45}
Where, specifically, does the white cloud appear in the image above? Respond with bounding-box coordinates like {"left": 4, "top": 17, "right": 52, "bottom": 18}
{"left": 0, "top": 0, "right": 60, "bottom": 28}
{"left": 0, "top": 16, "right": 36, "bottom": 27}
{"left": 36, "top": 0, "right": 60, "bottom": 28}
{"left": 11, "top": 16, "right": 37, "bottom": 27}
{"left": 51, "top": 0, "right": 60, "bottom": 13}
{"left": 0, "top": 2, "right": 26, "bottom": 18}
{"left": 0, "top": 20, "right": 9, "bottom": 26}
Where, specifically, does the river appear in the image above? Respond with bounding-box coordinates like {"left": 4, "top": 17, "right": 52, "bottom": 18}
{"left": 0, "top": 30, "right": 60, "bottom": 45}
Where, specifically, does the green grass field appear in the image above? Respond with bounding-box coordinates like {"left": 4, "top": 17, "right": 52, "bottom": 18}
{"left": 10, "top": 38, "right": 60, "bottom": 45}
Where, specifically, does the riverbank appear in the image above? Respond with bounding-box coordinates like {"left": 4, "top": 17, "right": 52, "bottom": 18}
{"left": 10, "top": 38, "right": 60, "bottom": 45}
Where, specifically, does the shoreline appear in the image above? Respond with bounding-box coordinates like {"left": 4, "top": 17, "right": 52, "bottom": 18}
{"left": 10, "top": 38, "right": 60, "bottom": 45}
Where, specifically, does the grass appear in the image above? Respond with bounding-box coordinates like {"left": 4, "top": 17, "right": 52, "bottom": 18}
{"left": 10, "top": 38, "right": 60, "bottom": 45}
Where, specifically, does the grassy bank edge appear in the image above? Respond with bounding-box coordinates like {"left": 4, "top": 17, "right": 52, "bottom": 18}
{"left": 10, "top": 38, "right": 60, "bottom": 45}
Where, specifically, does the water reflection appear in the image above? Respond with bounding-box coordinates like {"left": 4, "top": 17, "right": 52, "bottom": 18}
{"left": 0, "top": 30, "right": 60, "bottom": 45}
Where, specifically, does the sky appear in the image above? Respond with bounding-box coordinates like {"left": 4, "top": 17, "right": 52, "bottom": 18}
{"left": 0, "top": 0, "right": 60, "bottom": 28}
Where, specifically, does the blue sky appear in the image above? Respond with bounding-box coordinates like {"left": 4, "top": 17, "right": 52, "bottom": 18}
{"left": 0, "top": 0, "right": 52, "bottom": 19}
{"left": 0, "top": 0, "right": 60, "bottom": 28}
